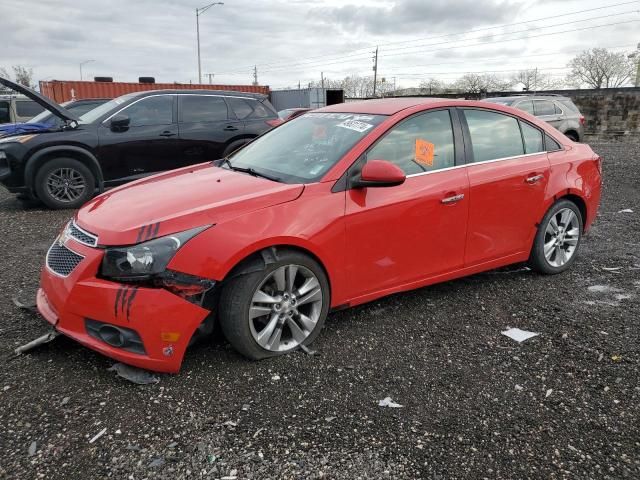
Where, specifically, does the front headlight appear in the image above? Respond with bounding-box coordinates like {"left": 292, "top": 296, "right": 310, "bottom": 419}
{"left": 101, "top": 226, "right": 209, "bottom": 281}
{"left": 0, "top": 134, "right": 38, "bottom": 144}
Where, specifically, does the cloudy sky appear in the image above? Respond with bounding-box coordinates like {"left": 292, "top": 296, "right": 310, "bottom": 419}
{"left": 2, "top": 0, "right": 638, "bottom": 90}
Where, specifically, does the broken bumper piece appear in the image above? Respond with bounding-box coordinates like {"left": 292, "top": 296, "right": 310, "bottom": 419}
{"left": 37, "top": 238, "right": 211, "bottom": 373}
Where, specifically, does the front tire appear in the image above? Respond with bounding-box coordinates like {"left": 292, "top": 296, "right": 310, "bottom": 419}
{"left": 34, "top": 157, "right": 95, "bottom": 209}
{"left": 529, "top": 199, "right": 583, "bottom": 274}
{"left": 218, "top": 250, "right": 330, "bottom": 360}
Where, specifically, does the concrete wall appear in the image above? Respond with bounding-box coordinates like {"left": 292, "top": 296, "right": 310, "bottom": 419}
{"left": 368, "top": 87, "right": 640, "bottom": 142}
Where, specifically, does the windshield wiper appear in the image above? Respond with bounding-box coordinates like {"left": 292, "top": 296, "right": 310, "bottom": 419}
{"left": 219, "top": 157, "right": 281, "bottom": 182}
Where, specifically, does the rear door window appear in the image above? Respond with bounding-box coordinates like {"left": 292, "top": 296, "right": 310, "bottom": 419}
{"left": 545, "top": 133, "right": 563, "bottom": 151}
{"left": 520, "top": 122, "right": 544, "bottom": 154}
{"left": 515, "top": 100, "right": 534, "bottom": 114}
{"left": 179, "top": 95, "right": 228, "bottom": 122}
{"left": 463, "top": 109, "right": 524, "bottom": 162}
{"left": 226, "top": 97, "right": 253, "bottom": 120}
{"left": 533, "top": 100, "right": 556, "bottom": 116}
{"left": 16, "top": 100, "right": 45, "bottom": 118}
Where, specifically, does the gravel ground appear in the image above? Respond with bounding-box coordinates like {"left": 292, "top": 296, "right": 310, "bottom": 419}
{"left": 0, "top": 141, "right": 638, "bottom": 480}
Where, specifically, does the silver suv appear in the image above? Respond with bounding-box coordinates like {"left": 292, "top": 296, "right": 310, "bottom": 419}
{"left": 484, "top": 95, "right": 585, "bottom": 142}
{"left": 0, "top": 94, "right": 46, "bottom": 124}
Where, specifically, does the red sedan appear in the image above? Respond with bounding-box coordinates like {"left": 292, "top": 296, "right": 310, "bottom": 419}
{"left": 37, "top": 98, "right": 602, "bottom": 372}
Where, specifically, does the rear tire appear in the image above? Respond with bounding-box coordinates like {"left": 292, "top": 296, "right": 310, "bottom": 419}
{"left": 218, "top": 249, "right": 330, "bottom": 360}
{"left": 34, "top": 157, "right": 95, "bottom": 209}
{"left": 564, "top": 131, "right": 579, "bottom": 142}
{"left": 528, "top": 199, "right": 583, "bottom": 275}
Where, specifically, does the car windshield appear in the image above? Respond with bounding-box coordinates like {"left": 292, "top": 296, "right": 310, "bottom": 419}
{"left": 226, "top": 112, "right": 386, "bottom": 183}
{"left": 79, "top": 94, "right": 136, "bottom": 124}
{"left": 26, "top": 109, "right": 55, "bottom": 125}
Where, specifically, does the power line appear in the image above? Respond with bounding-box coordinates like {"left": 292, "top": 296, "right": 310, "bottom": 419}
{"left": 215, "top": 0, "right": 639, "bottom": 74}
{"left": 248, "top": 16, "right": 640, "bottom": 75}
{"left": 378, "top": 44, "right": 635, "bottom": 72}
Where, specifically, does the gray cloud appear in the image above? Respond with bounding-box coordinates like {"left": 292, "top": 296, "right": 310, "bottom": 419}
{"left": 312, "top": 0, "right": 522, "bottom": 35}
{"left": 1, "top": 0, "right": 636, "bottom": 90}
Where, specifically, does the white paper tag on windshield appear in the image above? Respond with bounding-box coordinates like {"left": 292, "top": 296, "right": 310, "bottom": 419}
{"left": 337, "top": 119, "right": 374, "bottom": 133}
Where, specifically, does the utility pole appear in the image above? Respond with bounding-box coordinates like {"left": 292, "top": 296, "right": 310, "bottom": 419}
{"left": 372, "top": 46, "right": 379, "bottom": 97}
{"left": 79, "top": 59, "right": 94, "bottom": 81}
{"left": 321, "top": 71, "right": 325, "bottom": 90}
{"left": 252, "top": 65, "right": 258, "bottom": 86}
{"left": 629, "top": 43, "right": 640, "bottom": 87}
{"left": 205, "top": 73, "right": 215, "bottom": 84}
{"left": 196, "top": 2, "right": 224, "bottom": 84}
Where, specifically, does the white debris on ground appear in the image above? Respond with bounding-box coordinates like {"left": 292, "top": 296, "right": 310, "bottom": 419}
{"left": 587, "top": 285, "right": 621, "bottom": 294}
{"left": 89, "top": 428, "right": 107, "bottom": 444}
{"left": 617, "top": 208, "right": 633, "bottom": 213}
{"left": 378, "top": 397, "right": 403, "bottom": 408}
{"left": 501, "top": 328, "right": 539, "bottom": 343}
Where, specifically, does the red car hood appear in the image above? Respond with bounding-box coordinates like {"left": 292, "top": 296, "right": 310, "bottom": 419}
{"left": 76, "top": 164, "right": 304, "bottom": 245}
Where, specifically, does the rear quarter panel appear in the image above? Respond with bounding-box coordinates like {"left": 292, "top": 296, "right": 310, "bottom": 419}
{"left": 544, "top": 142, "right": 601, "bottom": 231}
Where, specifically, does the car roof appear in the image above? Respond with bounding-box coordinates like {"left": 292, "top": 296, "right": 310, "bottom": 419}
{"left": 128, "top": 89, "right": 266, "bottom": 100}
{"left": 316, "top": 97, "right": 457, "bottom": 115}
{"left": 485, "top": 95, "right": 570, "bottom": 102}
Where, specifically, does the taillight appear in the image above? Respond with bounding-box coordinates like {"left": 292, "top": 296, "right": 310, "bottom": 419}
{"left": 266, "top": 119, "right": 282, "bottom": 127}
{"left": 579, "top": 116, "right": 585, "bottom": 126}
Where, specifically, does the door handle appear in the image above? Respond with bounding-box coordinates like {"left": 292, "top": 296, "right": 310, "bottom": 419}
{"left": 441, "top": 193, "right": 464, "bottom": 204}
{"left": 159, "top": 131, "right": 176, "bottom": 137}
{"left": 224, "top": 125, "right": 239, "bottom": 131}
{"left": 525, "top": 174, "right": 544, "bottom": 184}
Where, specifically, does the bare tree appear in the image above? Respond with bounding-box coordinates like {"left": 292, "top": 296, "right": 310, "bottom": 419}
{"left": 418, "top": 78, "right": 445, "bottom": 95}
{"left": 510, "top": 69, "right": 564, "bottom": 91}
{"left": 0, "top": 65, "right": 35, "bottom": 88}
{"left": 12, "top": 66, "right": 34, "bottom": 87}
{"left": 566, "top": 48, "right": 635, "bottom": 89}
{"left": 311, "top": 74, "right": 395, "bottom": 98}
{"left": 453, "top": 73, "right": 508, "bottom": 94}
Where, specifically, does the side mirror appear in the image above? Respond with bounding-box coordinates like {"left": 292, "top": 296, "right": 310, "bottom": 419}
{"left": 351, "top": 159, "right": 406, "bottom": 188}
{"left": 110, "top": 114, "right": 130, "bottom": 131}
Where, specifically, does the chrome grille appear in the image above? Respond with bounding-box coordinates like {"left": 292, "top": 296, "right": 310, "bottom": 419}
{"left": 69, "top": 222, "right": 98, "bottom": 247}
{"left": 46, "top": 243, "right": 84, "bottom": 277}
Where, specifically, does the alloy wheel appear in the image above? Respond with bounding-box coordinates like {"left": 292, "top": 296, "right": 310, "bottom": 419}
{"left": 543, "top": 207, "right": 580, "bottom": 267}
{"left": 249, "top": 264, "right": 323, "bottom": 352}
{"left": 46, "top": 167, "right": 86, "bottom": 203}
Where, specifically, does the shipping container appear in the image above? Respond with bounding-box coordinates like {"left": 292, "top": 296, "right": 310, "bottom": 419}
{"left": 269, "top": 88, "right": 344, "bottom": 111}
{"left": 39, "top": 80, "right": 270, "bottom": 103}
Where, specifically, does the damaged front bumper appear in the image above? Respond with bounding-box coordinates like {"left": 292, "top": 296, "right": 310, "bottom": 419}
{"left": 37, "top": 237, "right": 212, "bottom": 373}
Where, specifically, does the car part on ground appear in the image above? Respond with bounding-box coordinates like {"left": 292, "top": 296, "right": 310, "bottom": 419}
{"left": 33, "top": 97, "right": 601, "bottom": 372}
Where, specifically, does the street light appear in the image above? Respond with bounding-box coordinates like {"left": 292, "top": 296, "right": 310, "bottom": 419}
{"left": 196, "top": 2, "right": 223, "bottom": 84}
{"left": 79, "top": 59, "right": 94, "bottom": 81}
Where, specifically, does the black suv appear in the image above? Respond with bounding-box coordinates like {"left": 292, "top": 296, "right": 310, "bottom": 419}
{"left": 0, "top": 77, "right": 280, "bottom": 209}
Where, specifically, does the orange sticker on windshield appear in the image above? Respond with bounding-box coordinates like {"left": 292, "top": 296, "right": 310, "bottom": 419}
{"left": 415, "top": 139, "right": 434, "bottom": 166}
{"left": 313, "top": 125, "right": 327, "bottom": 139}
